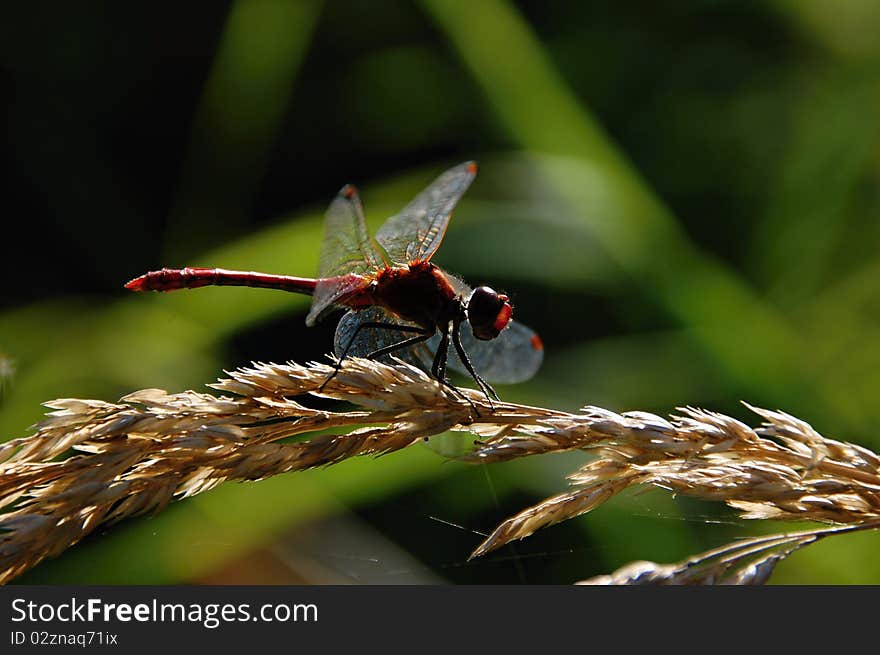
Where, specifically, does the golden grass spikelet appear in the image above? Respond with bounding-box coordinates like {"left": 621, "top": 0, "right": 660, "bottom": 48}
{"left": 577, "top": 522, "right": 879, "bottom": 585}
{"left": 0, "top": 358, "right": 532, "bottom": 583}
{"left": 467, "top": 404, "right": 880, "bottom": 557}
{"left": 1, "top": 358, "right": 879, "bottom": 584}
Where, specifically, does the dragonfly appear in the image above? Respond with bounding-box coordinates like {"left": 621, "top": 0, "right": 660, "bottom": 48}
{"left": 125, "top": 161, "right": 544, "bottom": 401}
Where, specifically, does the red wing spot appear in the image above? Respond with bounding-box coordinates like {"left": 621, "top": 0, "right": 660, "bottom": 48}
{"left": 530, "top": 334, "right": 544, "bottom": 351}
{"left": 466, "top": 162, "right": 478, "bottom": 175}
{"left": 342, "top": 184, "right": 358, "bottom": 199}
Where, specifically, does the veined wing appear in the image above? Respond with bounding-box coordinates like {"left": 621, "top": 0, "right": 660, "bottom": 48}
{"left": 308, "top": 185, "right": 383, "bottom": 326}
{"left": 333, "top": 306, "right": 435, "bottom": 371}
{"left": 334, "top": 307, "right": 544, "bottom": 385}
{"left": 375, "top": 161, "right": 477, "bottom": 265}
{"left": 437, "top": 319, "right": 544, "bottom": 384}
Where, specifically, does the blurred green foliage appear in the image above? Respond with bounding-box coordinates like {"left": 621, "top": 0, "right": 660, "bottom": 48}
{"left": 2, "top": 0, "right": 879, "bottom": 584}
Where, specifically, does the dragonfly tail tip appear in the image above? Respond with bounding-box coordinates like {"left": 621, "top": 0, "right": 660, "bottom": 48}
{"left": 124, "top": 276, "right": 146, "bottom": 291}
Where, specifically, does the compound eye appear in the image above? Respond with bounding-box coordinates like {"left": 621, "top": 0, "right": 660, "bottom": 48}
{"left": 468, "top": 286, "right": 513, "bottom": 340}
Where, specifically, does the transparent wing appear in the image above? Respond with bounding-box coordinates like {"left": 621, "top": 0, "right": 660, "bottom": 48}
{"left": 334, "top": 307, "right": 544, "bottom": 385}
{"left": 307, "top": 274, "right": 371, "bottom": 327}
{"left": 432, "top": 320, "right": 544, "bottom": 384}
{"left": 375, "top": 161, "right": 477, "bottom": 265}
{"left": 333, "top": 306, "right": 436, "bottom": 370}
{"left": 307, "top": 185, "right": 382, "bottom": 326}
{"left": 317, "top": 184, "right": 381, "bottom": 278}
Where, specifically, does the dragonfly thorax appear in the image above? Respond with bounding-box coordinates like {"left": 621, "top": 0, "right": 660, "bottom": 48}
{"left": 371, "top": 261, "right": 461, "bottom": 329}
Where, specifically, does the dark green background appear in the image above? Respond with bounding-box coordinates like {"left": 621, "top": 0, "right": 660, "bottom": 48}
{"left": 2, "top": 0, "right": 879, "bottom": 584}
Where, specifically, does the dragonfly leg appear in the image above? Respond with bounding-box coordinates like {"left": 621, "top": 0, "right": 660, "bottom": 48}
{"left": 365, "top": 331, "right": 434, "bottom": 361}
{"left": 366, "top": 327, "right": 476, "bottom": 415}
{"left": 431, "top": 326, "right": 450, "bottom": 382}
{"left": 438, "top": 377, "right": 478, "bottom": 417}
{"left": 428, "top": 324, "right": 480, "bottom": 417}
{"left": 361, "top": 323, "right": 477, "bottom": 417}
{"left": 320, "top": 321, "right": 430, "bottom": 391}
{"left": 451, "top": 320, "right": 499, "bottom": 404}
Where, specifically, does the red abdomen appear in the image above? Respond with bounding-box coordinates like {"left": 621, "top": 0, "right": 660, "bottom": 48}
{"left": 125, "top": 267, "right": 318, "bottom": 295}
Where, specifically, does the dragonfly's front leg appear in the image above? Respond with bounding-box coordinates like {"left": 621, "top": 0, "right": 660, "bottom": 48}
{"left": 451, "top": 319, "right": 499, "bottom": 403}
{"left": 426, "top": 322, "right": 481, "bottom": 416}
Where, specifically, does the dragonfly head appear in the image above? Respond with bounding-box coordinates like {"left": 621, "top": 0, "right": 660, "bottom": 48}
{"left": 467, "top": 286, "right": 512, "bottom": 340}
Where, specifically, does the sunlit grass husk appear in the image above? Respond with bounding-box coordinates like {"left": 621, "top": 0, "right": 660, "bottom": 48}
{"left": 1, "top": 359, "right": 878, "bottom": 584}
